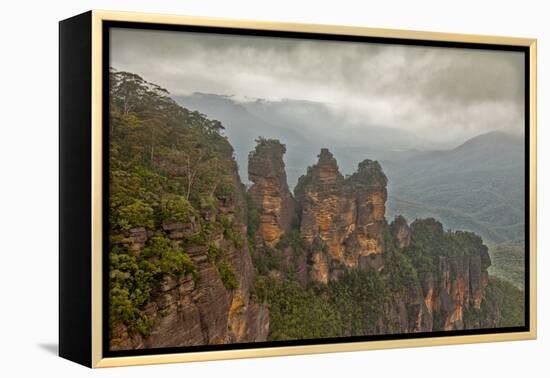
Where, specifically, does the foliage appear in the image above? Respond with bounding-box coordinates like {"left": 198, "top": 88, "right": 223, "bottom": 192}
{"left": 255, "top": 268, "right": 390, "bottom": 340}
{"left": 159, "top": 195, "right": 198, "bottom": 224}
{"left": 406, "top": 218, "right": 488, "bottom": 274}
{"left": 109, "top": 68, "right": 236, "bottom": 211}
{"left": 328, "top": 269, "right": 389, "bottom": 336}
{"left": 218, "top": 261, "right": 239, "bottom": 290}
{"left": 207, "top": 242, "right": 239, "bottom": 290}
{"left": 108, "top": 69, "right": 245, "bottom": 337}
{"left": 253, "top": 244, "right": 284, "bottom": 276}
{"left": 148, "top": 236, "right": 197, "bottom": 279}
{"left": 251, "top": 275, "right": 271, "bottom": 303}
{"left": 276, "top": 230, "right": 305, "bottom": 254}
{"left": 251, "top": 231, "right": 314, "bottom": 280}
{"left": 109, "top": 245, "right": 158, "bottom": 336}
{"left": 110, "top": 236, "right": 198, "bottom": 337}
{"left": 488, "top": 242, "right": 525, "bottom": 289}
{"left": 222, "top": 219, "right": 243, "bottom": 249}
{"left": 481, "top": 276, "right": 525, "bottom": 327}
{"left": 207, "top": 243, "right": 223, "bottom": 264}
{"left": 269, "top": 230, "right": 308, "bottom": 280}
{"left": 265, "top": 280, "right": 343, "bottom": 340}
{"left": 250, "top": 137, "right": 286, "bottom": 156}
{"left": 250, "top": 221, "right": 306, "bottom": 279}
{"left": 110, "top": 287, "right": 153, "bottom": 336}
{"left": 383, "top": 249, "right": 419, "bottom": 293}
{"left": 114, "top": 200, "right": 155, "bottom": 231}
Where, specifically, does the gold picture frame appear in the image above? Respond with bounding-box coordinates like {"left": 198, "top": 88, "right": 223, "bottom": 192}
{"left": 59, "top": 10, "right": 537, "bottom": 368}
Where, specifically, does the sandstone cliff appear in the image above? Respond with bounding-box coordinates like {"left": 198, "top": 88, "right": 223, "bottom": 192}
{"left": 390, "top": 215, "right": 411, "bottom": 249}
{"left": 294, "top": 149, "right": 387, "bottom": 282}
{"left": 380, "top": 218, "right": 492, "bottom": 333}
{"left": 250, "top": 143, "right": 495, "bottom": 334}
{"left": 248, "top": 139, "right": 296, "bottom": 246}
{"left": 110, "top": 159, "right": 269, "bottom": 351}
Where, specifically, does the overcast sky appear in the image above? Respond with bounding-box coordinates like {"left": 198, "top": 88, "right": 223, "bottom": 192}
{"left": 110, "top": 27, "right": 525, "bottom": 148}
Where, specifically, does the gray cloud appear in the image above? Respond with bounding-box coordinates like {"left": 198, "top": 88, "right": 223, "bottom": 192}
{"left": 110, "top": 27, "right": 525, "bottom": 148}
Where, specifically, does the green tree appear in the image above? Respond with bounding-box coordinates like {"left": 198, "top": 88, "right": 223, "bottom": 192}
{"left": 159, "top": 195, "right": 197, "bottom": 224}
{"left": 115, "top": 200, "right": 155, "bottom": 231}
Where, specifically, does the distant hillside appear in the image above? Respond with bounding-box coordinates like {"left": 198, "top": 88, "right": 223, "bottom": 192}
{"left": 488, "top": 242, "right": 525, "bottom": 289}
{"left": 384, "top": 131, "right": 525, "bottom": 244}
{"left": 175, "top": 93, "right": 426, "bottom": 188}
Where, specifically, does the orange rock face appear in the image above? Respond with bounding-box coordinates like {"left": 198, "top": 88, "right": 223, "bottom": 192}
{"left": 424, "top": 287, "right": 434, "bottom": 313}
{"left": 297, "top": 150, "right": 348, "bottom": 261}
{"left": 411, "top": 222, "right": 492, "bottom": 332}
{"left": 295, "top": 149, "right": 388, "bottom": 281}
{"left": 390, "top": 215, "right": 411, "bottom": 249}
{"left": 309, "top": 245, "right": 331, "bottom": 284}
{"left": 248, "top": 139, "right": 296, "bottom": 246}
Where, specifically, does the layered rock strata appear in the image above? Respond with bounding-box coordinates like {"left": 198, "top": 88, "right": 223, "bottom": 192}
{"left": 110, "top": 168, "right": 269, "bottom": 350}
{"left": 248, "top": 139, "right": 296, "bottom": 246}
{"left": 382, "top": 218, "right": 492, "bottom": 333}
{"left": 294, "top": 149, "right": 387, "bottom": 282}
{"left": 248, "top": 143, "right": 493, "bottom": 333}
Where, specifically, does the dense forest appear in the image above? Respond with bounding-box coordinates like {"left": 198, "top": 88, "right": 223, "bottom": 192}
{"left": 108, "top": 69, "right": 524, "bottom": 350}
{"left": 488, "top": 242, "right": 525, "bottom": 289}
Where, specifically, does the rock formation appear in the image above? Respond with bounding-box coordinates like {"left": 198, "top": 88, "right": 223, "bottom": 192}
{"left": 248, "top": 139, "right": 296, "bottom": 246}
{"left": 390, "top": 215, "right": 411, "bottom": 249}
{"left": 290, "top": 147, "right": 492, "bottom": 332}
{"left": 294, "top": 149, "right": 387, "bottom": 282}
{"left": 382, "top": 218, "right": 492, "bottom": 333}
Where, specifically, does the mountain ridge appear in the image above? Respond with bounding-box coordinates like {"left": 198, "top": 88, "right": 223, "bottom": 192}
{"left": 384, "top": 130, "right": 524, "bottom": 244}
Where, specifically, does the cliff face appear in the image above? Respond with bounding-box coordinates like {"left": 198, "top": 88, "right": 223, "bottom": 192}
{"left": 250, "top": 145, "right": 494, "bottom": 333}
{"left": 294, "top": 149, "right": 387, "bottom": 283}
{"left": 390, "top": 215, "right": 411, "bottom": 249}
{"left": 110, "top": 157, "right": 269, "bottom": 351}
{"left": 248, "top": 139, "right": 296, "bottom": 246}
{"left": 382, "top": 218, "right": 492, "bottom": 333}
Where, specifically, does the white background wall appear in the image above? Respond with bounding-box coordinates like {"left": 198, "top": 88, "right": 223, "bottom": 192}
{"left": 0, "top": 0, "right": 547, "bottom": 376}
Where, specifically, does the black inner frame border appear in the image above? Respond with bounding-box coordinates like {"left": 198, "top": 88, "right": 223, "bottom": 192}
{"left": 102, "top": 20, "right": 531, "bottom": 358}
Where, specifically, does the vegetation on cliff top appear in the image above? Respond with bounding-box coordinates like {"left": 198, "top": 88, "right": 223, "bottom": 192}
{"left": 249, "top": 137, "right": 287, "bottom": 159}
{"left": 108, "top": 69, "right": 243, "bottom": 338}
{"left": 406, "top": 218, "right": 490, "bottom": 273}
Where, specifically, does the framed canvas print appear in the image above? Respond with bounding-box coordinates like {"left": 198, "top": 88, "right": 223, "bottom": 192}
{"left": 59, "top": 10, "right": 537, "bottom": 368}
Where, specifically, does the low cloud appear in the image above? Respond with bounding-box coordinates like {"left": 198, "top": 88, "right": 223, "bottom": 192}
{"left": 110, "top": 27, "right": 525, "bottom": 148}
